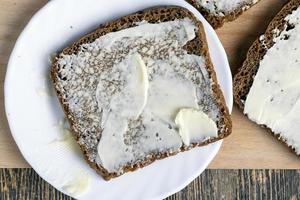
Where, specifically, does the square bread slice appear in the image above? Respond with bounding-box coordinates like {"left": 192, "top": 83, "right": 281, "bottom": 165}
{"left": 186, "top": 0, "right": 260, "bottom": 28}
{"left": 234, "top": 0, "right": 300, "bottom": 155}
{"left": 51, "top": 6, "right": 231, "bottom": 180}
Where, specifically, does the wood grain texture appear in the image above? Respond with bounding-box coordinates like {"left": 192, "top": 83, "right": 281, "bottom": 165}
{"left": 1, "top": 169, "right": 300, "bottom": 200}
{"left": 1, "top": 0, "right": 300, "bottom": 169}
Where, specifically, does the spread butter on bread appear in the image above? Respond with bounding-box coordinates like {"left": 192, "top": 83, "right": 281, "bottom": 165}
{"left": 234, "top": 0, "right": 300, "bottom": 155}
{"left": 51, "top": 7, "right": 231, "bottom": 180}
{"left": 186, "top": 0, "right": 260, "bottom": 28}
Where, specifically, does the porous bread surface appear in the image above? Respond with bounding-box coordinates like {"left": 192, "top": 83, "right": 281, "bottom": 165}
{"left": 233, "top": 0, "right": 300, "bottom": 109}
{"left": 233, "top": 0, "right": 300, "bottom": 153}
{"left": 186, "top": 0, "right": 260, "bottom": 28}
{"left": 51, "top": 6, "right": 231, "bottom": 180}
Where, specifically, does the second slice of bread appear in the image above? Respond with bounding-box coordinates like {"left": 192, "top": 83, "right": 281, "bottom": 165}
{"left": 186, "top": 0, "right": 260, "bottom": 28}
{"left": 234, "top": 0, "right": 300, "bottom": 155}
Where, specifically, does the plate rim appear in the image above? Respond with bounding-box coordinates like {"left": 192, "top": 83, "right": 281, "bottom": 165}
{"left": 4, "top": 0, "right": 232, "bottom": 199}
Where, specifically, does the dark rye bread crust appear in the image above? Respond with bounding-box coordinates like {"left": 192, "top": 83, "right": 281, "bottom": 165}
{"left": 186, "top": 0, "right": 260, "bottom": 29}
{"left": 233, "top": 0, "right": 300, "bottom": 154}
{"left": 51, "top": 6, "right": 232, "bottom": 180}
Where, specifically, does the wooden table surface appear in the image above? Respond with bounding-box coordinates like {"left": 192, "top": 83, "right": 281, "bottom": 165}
{"left": 1, "top": 0, "right": 300, "bottom": 169}
{"left": 0, "top": 169, "right": 300, "bottom": 200}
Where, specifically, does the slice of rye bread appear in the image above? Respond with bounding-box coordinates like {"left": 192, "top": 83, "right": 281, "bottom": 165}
{"left": 233, "top": 0, "right": 300, "bottom": 152}
{"left": 51, "top": 6, "right": 232, "bottom": 180}
{"left": 186, "top": 0, "right": 260, "bottom": 29}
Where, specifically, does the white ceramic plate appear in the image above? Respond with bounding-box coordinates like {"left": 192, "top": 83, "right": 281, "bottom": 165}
{"left": 5, "top": 0, "right": 232, "bottom": 199}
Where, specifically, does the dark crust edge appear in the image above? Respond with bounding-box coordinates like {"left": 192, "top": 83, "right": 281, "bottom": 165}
{"left": 186, "top": 0, "right": 261, "bottom": 29}
{"left": 233, "top": 0, "right": 300, "bottom": 155}
{"left": 50, "top": 6, "right": 232, "bottom": 180}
